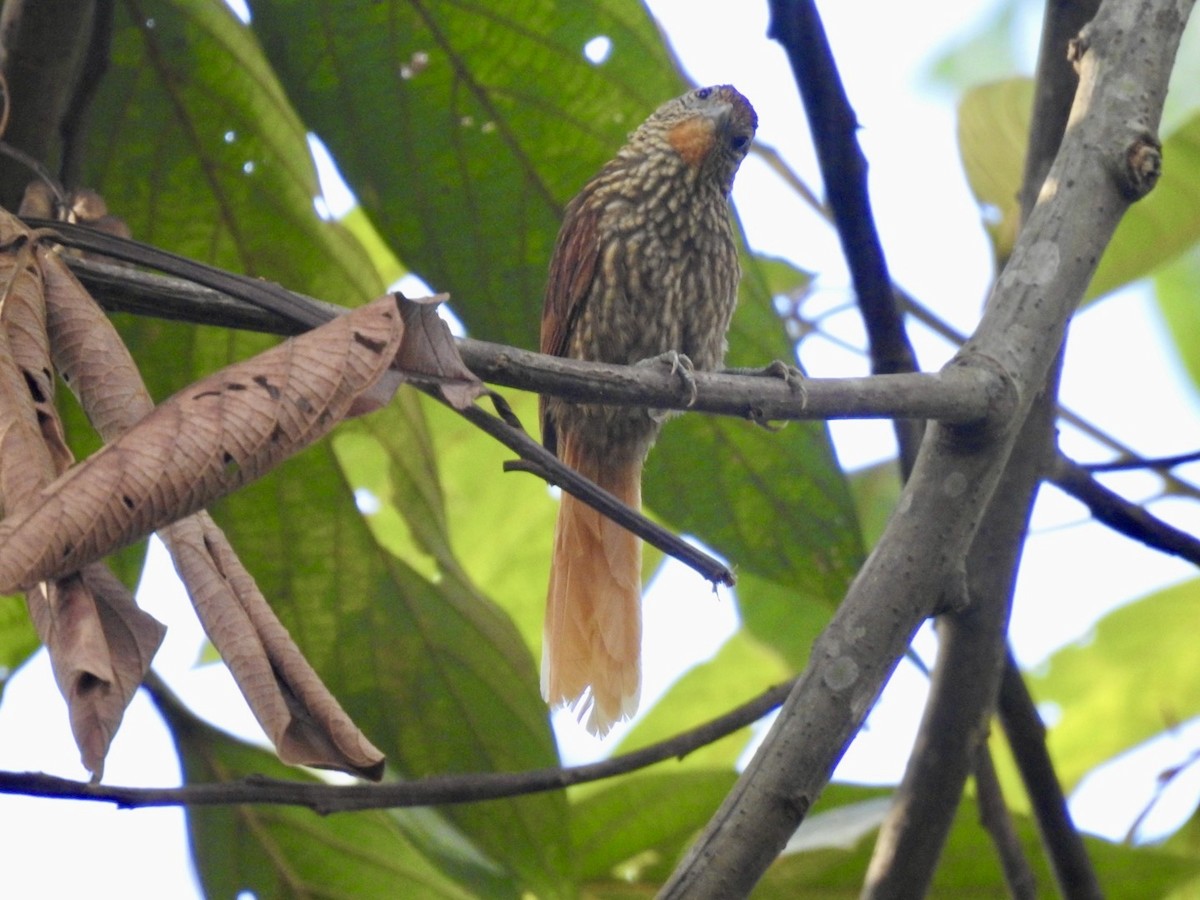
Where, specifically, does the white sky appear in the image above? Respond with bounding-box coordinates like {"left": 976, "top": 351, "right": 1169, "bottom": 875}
{"left": 3, "top": 1, "right": 1200, "bottom": 896}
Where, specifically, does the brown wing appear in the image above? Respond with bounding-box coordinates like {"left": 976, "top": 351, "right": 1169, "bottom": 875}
{"left": 540, "top": 189, "right": 603, "bottom": 455}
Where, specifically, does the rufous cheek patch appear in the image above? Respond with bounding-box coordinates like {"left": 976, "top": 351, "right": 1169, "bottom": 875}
{"left": 667, "top": 116, "right": 718, "bottom": 169}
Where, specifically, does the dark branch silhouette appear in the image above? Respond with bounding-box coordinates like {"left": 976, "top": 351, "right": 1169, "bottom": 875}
{"left": 0, "top": 674, "right": 797, "bottom": 812}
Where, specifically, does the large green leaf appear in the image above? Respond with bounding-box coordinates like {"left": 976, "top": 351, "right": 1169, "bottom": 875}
{"left": 958, "top": 77, "right": 1200, "bottom": 299}
{"left": 90, "top": 0, "right": 379, "bottom": 303}
{"left": 212, "top": 420, "right": 570, "bottom": 896}
{"left": 1030, "top": 578, "right": 1200, "bottom": 791}
{"left": 249, "top": 0, "right": 685, "bottom": 347}
{"left": 1154, "top": 244, "right": 1200, "bottom": 393}
{"left": 956, "top": 77, "right": 1032, "bottom": 263}
{"left": 157, "top": 687, "right": 491, "bottom": 899}
{"left": 572, "top": 769, "right": 738, "bottom": 886}
{"left": 418, "top": 391, "right": 558, "bottom": 655}
{"left": 755, "top": 785, "right": 1200, "bottom": 898}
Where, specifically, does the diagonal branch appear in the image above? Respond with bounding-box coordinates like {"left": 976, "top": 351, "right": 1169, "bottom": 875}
{"left": 0, "top": 673, "right": 798, "bottom": 812}
{"left": 866, "top": 1, "right": 1103, "bottom": 895}
{"left": 1051, "top": 451, "right": 1200, "bottom": 564}
{"left": 763, "top": 0, "right": 922, "bottom": 471}
{"left": 661, "top": 0, "right": 1192, "bottom": 894}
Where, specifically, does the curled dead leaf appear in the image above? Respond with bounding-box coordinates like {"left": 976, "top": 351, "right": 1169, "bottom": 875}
{"left": 393, "top": 292, "right": 485, "bottom": 409}
{"left": 0, "top": 210, "right": 164, "bottom": 779}
{"left": 162, "top": 514, "right": 385, "bottom": 779}
{"left": 0, "top": 294, "right": 406, "bottom": 593}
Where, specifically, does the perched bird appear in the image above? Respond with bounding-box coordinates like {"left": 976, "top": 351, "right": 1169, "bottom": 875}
{"left": 540, "top": 85, "right": 757, "bottom": 734}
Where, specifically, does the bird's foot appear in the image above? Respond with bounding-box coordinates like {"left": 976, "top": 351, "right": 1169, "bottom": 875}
{"left": 726, "top": 359, "right": 806, "bottom": 395}
{"left": 726, "top": 360, "right": 807, "bottom": 430}
{"left": 638, "top": 351, "right": 698, "bottom": 407}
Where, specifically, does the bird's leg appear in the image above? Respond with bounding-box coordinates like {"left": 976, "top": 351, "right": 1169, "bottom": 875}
{"left": 637, "top": 350, "right": 698, "bottom": 407}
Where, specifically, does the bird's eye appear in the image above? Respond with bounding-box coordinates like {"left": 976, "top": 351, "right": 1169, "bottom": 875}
{"left": 730, "top": 134, "right": 750, "bottom": 152}
{"left": 695, "top": 87, "right": 712, "bottom": 100}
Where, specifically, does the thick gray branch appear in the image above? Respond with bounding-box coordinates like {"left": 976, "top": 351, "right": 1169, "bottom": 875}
{"left": 661, "top": 1, "right": 1193, "bottom": 895}
{"left": 65, "top": 254, "right": 998, "bottom": 425}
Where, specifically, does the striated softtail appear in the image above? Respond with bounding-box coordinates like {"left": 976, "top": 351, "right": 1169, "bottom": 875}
{"left": 541, "top": 432, "right": 643, "bottom": 736}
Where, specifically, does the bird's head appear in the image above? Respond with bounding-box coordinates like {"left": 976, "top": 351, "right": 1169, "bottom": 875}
{"left": 635, "top": 85, "right": 758, "bottom": 193}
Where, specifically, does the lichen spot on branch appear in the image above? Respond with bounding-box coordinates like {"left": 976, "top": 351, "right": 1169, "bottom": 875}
{"left": 824, "top": 655, "right": 860, "bottom": 692}
{"left": 1000, "top": 239, "right": 1060, "bottom": 289}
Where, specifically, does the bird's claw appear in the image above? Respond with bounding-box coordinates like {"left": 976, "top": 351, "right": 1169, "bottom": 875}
{"left": 726, "top": 360, "right": 806, "bottom": 397}
{"left": 759, "top": 359, "right": 806, "bottom": 394}
{"left": 726, "top": 360, "right": 807, "bottom": 430}
{"left": 639, "top": 351, "right": 698, "bottom": 407}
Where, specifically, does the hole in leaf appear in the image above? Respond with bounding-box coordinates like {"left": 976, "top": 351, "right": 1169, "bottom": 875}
{"left": 584, "top": 35, "right": 612, "bottom": 65}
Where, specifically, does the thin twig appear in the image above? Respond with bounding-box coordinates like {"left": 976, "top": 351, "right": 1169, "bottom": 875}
{"left": 974, "top": 745, "right": 1039, "bottom": 899}
{"left": 433, "top": 390, "right": 736, "bottom": 587}
{"left": 998, "top": 649, "right": 1101, "bottom": 898}
{"left": 1083, "top": 448, "right": 1200, "bottom": 473}
{"left": 0, "top": 676, "right": 798, "bottom": 812}
{"left": 1051, "top": 451, "right": 1200, "bottom": 564}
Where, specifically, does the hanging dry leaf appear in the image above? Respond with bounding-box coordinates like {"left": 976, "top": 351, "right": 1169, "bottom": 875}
{"left": 26, "top": 567, "right": 165, "bottom": 780}
{"left": 40, "top": 244, "right": 155, "bottom": 435}
{"left": 0, "top": 212, "right": 164, "bottom": 780}
{"left": 394, "top": 292, "right": 486, "bottom": 409}
{"left": 162, "top": 513, "right": 385, "bottom": 779}
{"left": 0, "top": 293, "right": 406, "bottom": 593}
{"left": 38, "top": 242, "right": 387, "bottom": 779}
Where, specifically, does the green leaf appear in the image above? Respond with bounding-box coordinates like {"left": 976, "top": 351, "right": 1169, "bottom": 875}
{"left": 734, "top": 571, "right": 842, "bottom": 671}
{"left": 0, "top": 594, "right": 39, "bottom": 686}
{"left": 614, "top": 630, "right": 791, "bottom": 770}
{"left": 1030, "top": 578, "right": 1200, "bottom": 791}
{"left": 572, "top": 769, "right": 738, "bottom": 885}
{"left": 958, "top": 78, "right": 1200, "bottom": 299}
{"left": 956, "top": 77, "right": 1032, "bottom": 263}
{"left": 1154, "top": 245, "right": 1200, "bottom": 394}
{"left": 157, "top": 687, "right": 489, "bottom": 899}
{"left": 847, "top": 460, "right": 903, "bottom": 551}
{"left": 88, "top": 0, "right": 383, "bottom": 304}
{"left": 755, "top": 784, "right": 1200, "bottom": 897}
{"left": 420, "top": 391, "right": 558, "bottom": 654}
{"left": 212, "top": 424, "right": 571, "bottom": 896}
{"left": 250, "top": 0, "right": 686, "bottom": 347}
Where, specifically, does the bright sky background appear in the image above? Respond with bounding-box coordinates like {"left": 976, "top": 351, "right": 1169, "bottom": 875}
{"left": 3, "top": 1, "right": 1200, "bottom": 896}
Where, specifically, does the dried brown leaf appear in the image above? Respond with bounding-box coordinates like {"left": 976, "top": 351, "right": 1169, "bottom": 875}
{"left": 0, "top": 294, "right": 406, "bottom": 592}
{"left": 0, "top": 213, "right": 164, "bottom": 779}
{"left": 40, "top": 245, "right": 387, "bottom": 777}
{"left": 26, "top": 567, "right": 165, "bottom": 780}
{"left": 162, "top": 513, "right": 384, "bottom": 779}
{"left": 0, "top": 252, "right": 56, "bottom": 511}
{"left": 394, "top": 293, "right": 485, "bottom": 409}
{"left": 40, "top": 244, "right": 155, "bottom": 435}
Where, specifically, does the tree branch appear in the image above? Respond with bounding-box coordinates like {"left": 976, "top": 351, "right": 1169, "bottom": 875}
{"left": 43, "top": 232, "right": 999, "bottom": 426}
{"left": 865, "top": 1, "right": 1103, "bottom": 894}
{"left": 1051, "top": 451, "right": 1200, "bottom": 564}
{"left": 0, "top": 675, "right": 798, "bottom": 812}
{"left": 661, "top": 0, "right": 1191, "bottom": 894}
{"left": 764, "top": 0, "right": 922, "bottom": 470}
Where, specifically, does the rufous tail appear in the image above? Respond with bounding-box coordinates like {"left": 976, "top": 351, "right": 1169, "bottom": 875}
{"left": 541, "top": 434, "right": 642, "bottom": 736}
